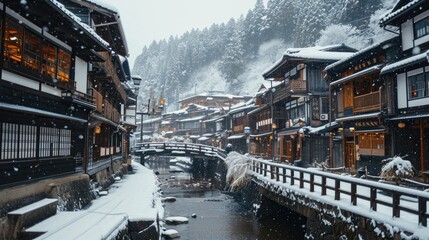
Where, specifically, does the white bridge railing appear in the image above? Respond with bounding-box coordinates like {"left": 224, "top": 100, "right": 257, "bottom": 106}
{"left": 136, "top": 142, "right": 227, "bottom": 160}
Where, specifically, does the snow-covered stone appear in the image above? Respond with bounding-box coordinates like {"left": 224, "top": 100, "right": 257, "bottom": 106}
{"left": 162, "top": 197, "right": 177, "bottom": 203}
{"left": 165, "top": 216, "right": 189, "bottom": 225}
{"left": 98, "top": 191, "right": 108, "bottom": 196}
{"left": 163, "top": 229, "right": 180, "bottom": 238}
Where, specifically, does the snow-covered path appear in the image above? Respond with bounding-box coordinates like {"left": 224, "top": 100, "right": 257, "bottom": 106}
{"left": 27, "top": 161, "right": 163, "bottom": 240}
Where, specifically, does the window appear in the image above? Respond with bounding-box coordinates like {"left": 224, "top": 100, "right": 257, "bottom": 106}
{"left": 41, "top": 43, "right": 57, "bottom": 79}
{"left": 407, "top": 73, "right": 426, "bottom": 99}
{"left": 57, "top": 49, "right": 71, "bottom": 83}
{"left": 4, "top": 19, "right": 23, "bottom": 63}
{"left": 415, "top": 17, "right": 429, "bottom": 39}
{"left": 357, "top": 132, "right": 385, "bottom": 156}
{"left": 23, "top": 31, "right": 41, "bottom": 72}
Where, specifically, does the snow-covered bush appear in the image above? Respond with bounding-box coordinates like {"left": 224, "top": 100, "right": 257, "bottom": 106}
{"left": 225, "top": 151, "right": 256, "bottom": 191}
{"left": 380, "top": 156, "right": 415, "bottom": 183}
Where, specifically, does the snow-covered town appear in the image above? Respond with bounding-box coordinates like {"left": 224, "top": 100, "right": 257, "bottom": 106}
{"left": 2, "top": 0, "right": 429, "bottom": 239}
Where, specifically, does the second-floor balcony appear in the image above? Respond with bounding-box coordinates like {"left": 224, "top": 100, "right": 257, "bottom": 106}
{"left": 92, "top": 88, "right": 120, "bottom": 123}
{"left": 354, "top": 91, "right": 383, "bottom": 113}
{"left": 273, "top": 80, "right": 307, "bottom": 102}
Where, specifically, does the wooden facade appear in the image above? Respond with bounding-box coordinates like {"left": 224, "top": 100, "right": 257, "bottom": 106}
{"left": 380, "top": 0, "right": 429, "bottom": 177}
{"left": 0, "top": 0, "right": 134, "bottom": 187}
{"left": 262, "top": 45, "right": 356, "bottom": 165}
{"left": 325, "top": 37, "right": 400, "bottom": 173}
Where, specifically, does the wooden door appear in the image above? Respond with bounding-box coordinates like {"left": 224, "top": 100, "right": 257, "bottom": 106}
{"left": 285, "top": 140, "right": 293, "bottom": 161}
{"left": 345, "top": 141, "right": 356, "bottom": 170}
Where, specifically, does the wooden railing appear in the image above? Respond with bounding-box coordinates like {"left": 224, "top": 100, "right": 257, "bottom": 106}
{"left": 95, "top": 51, "right": 127, "bottom": 102}
{"left": 354, "top": 91, "right": 380, "bottom": 113}
{"left": 61, "top": 90, "right": 95, "bottom": 107}
{"left": 92, "top": 89, "right": 103, "bottom": 113}
{"left": 273, "top": 80, "right": 307, "bottom": 103}
{"left": 251, "top": 159, "right": 429, "bottom": 228}
{"left": 136, "top": 142, "right": 227, "bottom": 160}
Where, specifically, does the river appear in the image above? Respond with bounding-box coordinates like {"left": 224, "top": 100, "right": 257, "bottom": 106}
{"left": 147, "top": 157, "right": 306, "bottom": 240}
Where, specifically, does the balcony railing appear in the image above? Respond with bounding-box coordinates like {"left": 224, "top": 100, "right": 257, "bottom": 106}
{"left": 61, "top": 90, "right": 95, "bottom": 108}
{"left": 354, "top": 91, "right": 381, "bottom": 113}
{"left": 94, "top": 51, "right": 127, "bottom": 102}
{"left": 92, "top": 89, "right": 103, "bottom": 113}
{"left": 273, "top": 80, "right": 307, "bottom": 102}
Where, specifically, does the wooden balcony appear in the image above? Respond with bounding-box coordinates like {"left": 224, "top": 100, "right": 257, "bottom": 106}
{"left": 61, "top": 90, "right": 95, "bottom": 109}
{"left": 94, "top": 51, "right": 127, "bottom": 102}
{"left": 273, "top": 80, "right": 307, "bottom": 102}
{"left": 92, "top": 89, "right": 103, "bottom": 113}
{"left": 354, "top": 91, "right": 381, "bottom": 113}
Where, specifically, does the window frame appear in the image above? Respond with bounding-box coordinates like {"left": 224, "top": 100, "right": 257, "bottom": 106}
{"left": 407, "top": 72, "right": 428, "bottom": 100}
{"left": 414, "top": 16, "right": 429, "bottom": 39}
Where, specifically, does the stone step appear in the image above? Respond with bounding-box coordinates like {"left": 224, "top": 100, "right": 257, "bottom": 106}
{"left": 7, "top": 198, "right": 58, "bottom": 239}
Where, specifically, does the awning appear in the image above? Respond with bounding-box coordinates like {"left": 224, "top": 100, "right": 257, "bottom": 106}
{"left": 355, "top": 129, "right": 386, "bottom": 133}
{"left": 203, "top": 133, "right": 214, "bottom": 137}
{"left": 335, "top": 112, "right": 380, "bottom": 122}
{"left": 0, "top": 102, "right": 87, "bottom": 123}
{"left": 278, "top": 129, "right": 299, "bottom": 136}
{"left": 387, "top": 113, "right": 429, "bottom": 121}
{"left": 189, "top": 135, "right": 200, "bottom": 139}
{"left": 228, "top": 134, "right": 245, "bottom": 140}
{"left": 90, "top": 113, "right": 126, "bottom": 131}
{"left": 198, "top": 136, "right": 209, "bottom": 141}
{"left": 250, "top": 132, "right": 272, "bottom": 137}
{"left": 381, "top": 51, "right": 428, "bottom": 74}
{"left": 307, "top": 122, "right": 340, "bottom": 134}
{"left": 330, "top": 64, "right": 383, "bottom": 87}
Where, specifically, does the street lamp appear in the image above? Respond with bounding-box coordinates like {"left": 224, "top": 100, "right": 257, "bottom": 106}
{"left": 132, "top": 75, "right": 150, "bottom": 165}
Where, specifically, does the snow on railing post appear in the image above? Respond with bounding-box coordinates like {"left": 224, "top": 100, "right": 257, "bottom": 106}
{"left": 351, "top": 183, "right": 357, "bottom": 206}
{"left": 418, "top": 197, "right": 427, "bottom": 227}
{"left": 335, "top": 179, "right": 340, "bottom": 200}
{"left": 393, "top": 193, "right": 400, "bottom": 218}
{"left": 321, "top": 176, "right": 327, "bottom": 196}
{"left": 263, "top": 163, "right": 267, "bottom": 177}
{"left": 282, "top": 168, "right": 286, "bottom": 183}
{"left": 370, "top": 187, "right": 377, "bottom": 211}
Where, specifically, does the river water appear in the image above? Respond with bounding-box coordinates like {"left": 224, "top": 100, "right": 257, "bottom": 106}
{"left": 147, "top": 157, "right": 306, "bottom": 240}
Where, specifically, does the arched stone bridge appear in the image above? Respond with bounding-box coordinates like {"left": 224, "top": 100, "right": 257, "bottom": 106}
{"left": 135, "top": 142, "right": 227, "bottom": 160}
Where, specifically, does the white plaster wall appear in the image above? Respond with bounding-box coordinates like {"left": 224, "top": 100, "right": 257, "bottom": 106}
{"left": 75, "top": 57, "right": 88, "bottom": 94}
{"left": 397, "top": 73, "right": 407, "bottom": 109}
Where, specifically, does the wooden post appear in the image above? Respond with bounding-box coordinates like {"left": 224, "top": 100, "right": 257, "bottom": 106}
{"left": 370, "top": 187, "right": 377, "bottom": 211}
{"left": 291, "top": 170, "right": 295, "bottom": 186}
{"left": 282, "top": 167, "right": 286, "bottom": 183}
{"left": 335, "top": 179, "right": 340, "bottom": 200}
{"left": 418, "top": 197, "right": 427, "bottom": 227}
{"left": 299, "top": 171, "right": 304, "bottom": 188}
{"left": 393, "top": 193, "right": 400, "bottom": 218}
{"left": 321, "top": 176, "right": 326, "bottom": 196}
{"left": 420, "top": 120, "right": 425, "bottom": 180}
{"left": 310, "top": 174, "right": 314, "bottom": 192}
{"left": 276, "top": 166, "right": 280, "bottom": 181}
{"left": 351, "top": 183, "right": 357, "bottom": 206}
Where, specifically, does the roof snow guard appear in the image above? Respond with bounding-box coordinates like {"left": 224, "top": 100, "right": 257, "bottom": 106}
{"left": 379, "top": 0, "right": 425, "bottom": 26}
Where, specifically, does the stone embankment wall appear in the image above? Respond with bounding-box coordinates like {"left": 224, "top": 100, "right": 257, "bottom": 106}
{"left": 253, "top": 181, "right": 407, "bottom": 239}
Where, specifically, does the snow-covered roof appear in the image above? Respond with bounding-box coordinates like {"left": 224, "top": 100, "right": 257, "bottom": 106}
{"left": 381, "top": 51, "right": 429, "bottom": 74}
{"left": 325, "top": 42, "right": 384, "bottom": 71}
{"left": 179, "top": 92, "right": 246, "bottom": 103}
{"left": 380, "top": 0, "right": 423, "bottom": 26}
{"left": 302, "top": 122, "right": 340, "bottom": 134}
{"left": 263, "top": 45, "right": 355, "bottom": 77}
{"left": 142, "top": 117, "right": 162, "bottom": 124}
{"left": 228, "top": 104, "right": 257, "bottom": 115}
{"left": 84, "top": 0, "right": 119, "bottom": 13}
{"left": 335, "top": 112, "right": 380, "bottom": 122}
{"left": 176, "top": 115, "right": 206, "bottom": 122}
{"left": 49, "top": 0, "right": 109, "bottom": 48}
{"left": 330, "top": 64, "right": 383, "bottom": 86}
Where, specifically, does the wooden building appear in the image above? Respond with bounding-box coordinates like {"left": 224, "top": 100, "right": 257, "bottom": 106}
{"left": 226, "top": 101, "right": 257, "bottom": 154}
{"left": 0, "top": 0, "right": 112, "bottom": 187}
{"left": 178, "top": 92, "right": 250, "bottom": 110}
{"left": 324, "top": 37, "right": 401, "bottom": 173}
{"left": 380, "top": 0, "right": 429, "bottom": 176}
{"left": 262, "top": 45, "right": 356, "bottom": 165}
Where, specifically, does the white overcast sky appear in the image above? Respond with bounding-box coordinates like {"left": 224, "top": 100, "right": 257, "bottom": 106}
{"left": 109, "top": 0, "right": 260, "bottom": 68}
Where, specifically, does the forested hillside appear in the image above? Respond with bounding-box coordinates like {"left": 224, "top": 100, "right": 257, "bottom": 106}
{"left": 132, "top": 0, "right": 395, "bottom": 111}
